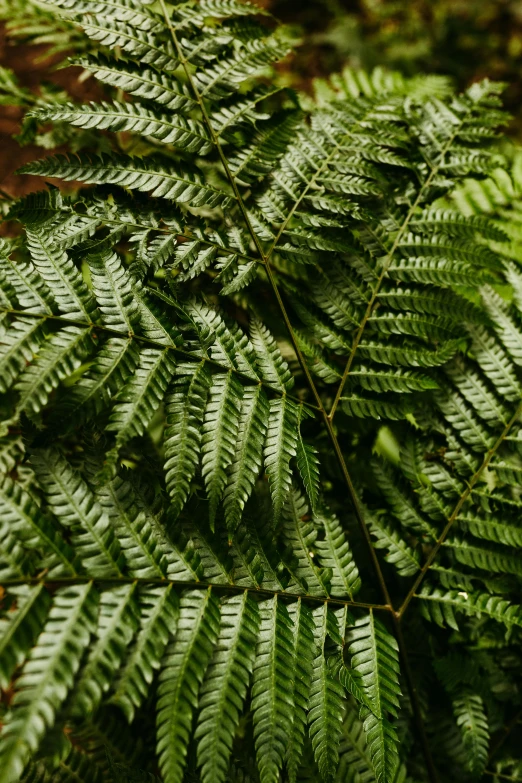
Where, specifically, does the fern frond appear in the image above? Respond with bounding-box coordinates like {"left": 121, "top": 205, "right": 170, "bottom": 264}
{"left": 103, "top": 347, "right": 177, "bottom": 475}
{"left": 0, "top": 586, "right": 50, "bottom": 691}
{"left": 196, "top": 592, "right": 260, "bottom": 783}
{"left": 336, "top": 704, "right": 374, "bottom": 783}
{"left": 252, "top": 595, "right": 295, "bottom": 783}
{"left": 286, "top": 599, "right": 316, "bottom": 783}
{"left": 20, "top": 155, "right": 233, "bottom": 210}
{"left": 111, "top": 585, "right": 179, "bottom": 722}
{"left": 31, "top": 449, "right": 124, "bottom": 577}
{"left": 223, "top": 383, "right": 269, "bottom": 533}
{"left": 74, "top": 56, "right": 196, "bottom": 111}
{"left": 1, "top": 3, "right": 520, "bottom": 778}
{"left": 12, "top": 326, "right": 93, "bottom": 420}
{"left": 452, "top": 691, "right": 489, "bottom": 777}
{"left": 308, "top": 604, "right": 345, "bottom": 782}
{"left": 0, "top": 584, "right": 98, "bottom": 783}
{"left": 468, "top": 324, "right": 521, "bottom": 401}
{"left": 76, "top": 18, "right": 177, "bottom": 69}
{"left": 282, "top": 489, "right": 330, "bottom": 597}
{"left": 265, "top": 398, "right": 299, "bottom": 522}
{"left": 417, "top": 585, "right": 522, "bottom": 630}
{"left": 368, "top": 515, "right": 421, "bottom": 577}
{"left": 53, "top": 336, "right": 140, "bottom": 428}
{"left": 347, "top": 611, "right": 401, "bottom": 783}
{"left": 0, "top": 318, "right": 46, "bottom": 394}
{"left": 26, "top": 230, "right": 97, "bottom": 321}
{"left": 314, "top": 509, "right": 361, "bottom": 599}
{"left": 250, "top": 318, "right": 294, "bottom": 391}
{"left": 0, "top": 253, "right": 53, "bottom": 315}
{"left": 33, "top": 102, "right": 213, "bottom": 154}
{"left": 409, "top": 208, "right": 508, "bottom": 241}
{"left": 447, "top": 536, "right": 522, "bottom": 577}
{"left": 53, "top": 0, "right": 162, "bottom": 29}
{"left": 296, "top": 429, "right": 321, "bottom": 513}
{"left": 0, "top": 474, "right": 80, "bottom": 577}
{"left": 97, "top": 477, "right": 168, "bottom": 578}
{"left": 69, "top": 583, "right": 140, "bottom": 716}
{"left": 202, "top": 372, "right": 243, "bottom": 529}
{"left": 156, "top": 589, "right": 221, "bottom": 783}
{"left": 188, "top": 302, "right": 260, "bottom": 380}
{"left": 86, "top": 248, "right": 140, "bottom": 332}
{"left": 164, "top": 361, "right": 211, "bottom": 518}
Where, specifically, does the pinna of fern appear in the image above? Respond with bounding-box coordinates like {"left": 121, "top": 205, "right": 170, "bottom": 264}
{"left": 0, "top": 0, "right": 522, "bottom": 782}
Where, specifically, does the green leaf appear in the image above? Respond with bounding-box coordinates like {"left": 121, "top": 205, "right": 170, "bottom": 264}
{"left": 196, "top": 592, "right": 260, "bottom": 783}
{"left": 97, "top": 477, "right": 168, "bottom": 578}
{"left": 21, "top": 154, "right": 233, "bottom": 210}
{"left": 314, "top": 508, "right": 362, "bottom": 599}
{"left": 70, "top": 584, "right": 140, "bottom": 716}
{"left": 0, "top": 318, "right": 46, "bottom": 394}
{"left": 0, "top": 474, "right": 80, "bottom": 577}
{"left": 452, "top": 691, "right": 489, "bottom": 777}
{"left": 86, "top": 248, "right": 140, "bottom": 332}
{"left": 31, "top": 449, "right": 124, "bottom": 577}
{"left": 77, "top": 19, "right": 178, "bottom": 70}
{"left": 368, "top": 515, "right": 420, "bottom": 577}
{"left": 250, "top": 318, "right": 294, "bottom": 391}
{"left": 104, "top": 346, "right": 177, "bottom": 473}
{"left": 13, "top": 326, "right": 94, "bottom": 419}
{"left": 189, "top": 301, "right": 260, "bottom": 380}
{"left": 26, "top": 229, "right": 98, "bottom": 321}
{"left": 282, "top": 488, "right": 330, "bottom": 597}
{"left": 54, "top": 336, "right": 140, "bottom": 428}
{"left": 0, "top": 586, "right": 50, "bottom": 691}
{"left": 347, "top": 611, "right": 401, "bottom": 783}
{"left": 110, "top": 585, "right": 179, "bottom": 723}
{"left": 223, "top": 384, "right": 269, "bottom": 533}
{"left": 264, "top": 397, "right": 299, "bottom": 522}
{"left": 308, "top": 603, "right": 345, "bottom": 782}
{"left": 156, "top": 588, "right": 221, "bottom": 783}
{"left": 33, "top": 102, "right": 213, "bottom": 155}
{"left": 74, "top": 57, "right": 196, "bottom": 111}
{"left": 286, "top": 599, "right": 316, "bottom": 783}
{"left": 164, "top": 361, "right": 212, "bottom": 518}
{"left": 0, "top": 584, "right": 99, "bottom": 783}
{"left": 416, "top": 585, "right": 522, "bottom": 629}
{"left": 202, "top": 372, "right": 243, "bottom": 528}
{"left": 0, "top": 250, "right": 54, "bottom": 315}
{"left": 252, "top": 595, "right": 295, "bottom": 783}
{"left": 296, "top": 427, "right": 321, "bottom": 513}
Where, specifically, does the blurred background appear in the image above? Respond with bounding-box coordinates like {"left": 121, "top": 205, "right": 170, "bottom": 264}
{"left": 1, "top": 0, "right": 522, "bottom": 197}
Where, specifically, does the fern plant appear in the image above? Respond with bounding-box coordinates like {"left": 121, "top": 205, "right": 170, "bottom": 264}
{"left": 1, "top": 1, "right": 522, "bottom": 782}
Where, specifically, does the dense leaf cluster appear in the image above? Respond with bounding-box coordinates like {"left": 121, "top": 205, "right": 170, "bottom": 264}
{"left": 1, "top": 1, "right": 522, "bottom": 782}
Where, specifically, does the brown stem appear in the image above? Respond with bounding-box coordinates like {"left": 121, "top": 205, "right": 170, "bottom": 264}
{"left": 1, "top": 575, "right": 390, "bottom": 611}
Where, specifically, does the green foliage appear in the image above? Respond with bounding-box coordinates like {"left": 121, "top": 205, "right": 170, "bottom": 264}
{"left": 1, "top": 1, "right": 522, "bottom": 782}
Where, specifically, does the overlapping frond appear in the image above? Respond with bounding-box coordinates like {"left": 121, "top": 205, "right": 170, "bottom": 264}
{"left": 1, "top": 0, "right": 521, "bottom": 781}
{"left": 347, "top": 611, "right": 401, "bottom": 783}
